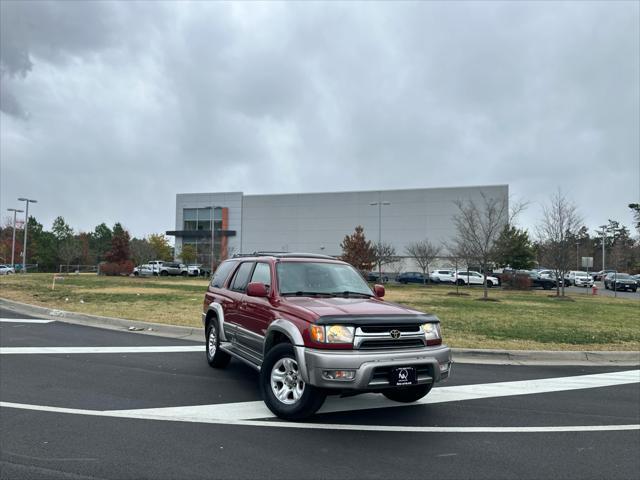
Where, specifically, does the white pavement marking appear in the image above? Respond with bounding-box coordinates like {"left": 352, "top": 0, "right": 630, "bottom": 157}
{"left": 0, "top": 400, "right": 637, "bottom": 433}
{"left": 0, "top": 346, "right": 204, "bottom": 354}
{"left": 0, "top": 318, "right": 54, "bottom": 324}
{"left": 1, "top": 370, "right": 638, "bottom": 433}
{"left": 109, "top": 369, "right": 640, "bottom": 421}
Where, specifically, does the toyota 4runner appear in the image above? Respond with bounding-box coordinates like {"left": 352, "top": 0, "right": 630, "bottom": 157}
{"left": 202, "top": 253, "right": 452, "bottom": 420}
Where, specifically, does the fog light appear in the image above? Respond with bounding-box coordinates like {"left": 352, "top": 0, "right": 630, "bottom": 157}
{"left": 322, "top": 370, "right": 356, "bottom": 381}
{"left": 439, "top": 362, "right": 450, "bottom": 373}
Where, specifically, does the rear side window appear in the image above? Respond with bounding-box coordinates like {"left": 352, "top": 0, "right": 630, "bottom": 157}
{"left": 210, "top": 261, "right": 238, "bottom": 288}
{"left": 231, "top": 262, "right": 255, "bottom": 292}
{"left": 250, "top": 262, "right": 271, "bottom": 287}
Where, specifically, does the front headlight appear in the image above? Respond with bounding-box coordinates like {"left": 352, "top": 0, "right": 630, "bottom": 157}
{"left": 421, "top": 322, "right": 442, "bottom": 346}
{"left": 310, "top": 325, "right": 354, "bottom": 344}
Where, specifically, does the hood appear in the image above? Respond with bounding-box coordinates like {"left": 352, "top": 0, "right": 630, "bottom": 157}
{"left": 277, "top": 296, "right": 427, "bottom": 322}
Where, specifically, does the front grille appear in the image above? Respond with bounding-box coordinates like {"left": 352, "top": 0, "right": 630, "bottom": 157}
{"left": 359, "top": 338, "right": 425, "bottom": 350}
{"left": 359, "top": 324, "right": 421, "bottom": 334}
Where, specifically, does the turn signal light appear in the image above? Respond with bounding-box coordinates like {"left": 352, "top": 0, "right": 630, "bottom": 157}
{"left": 310, "top": 325, "right": 325, "bottom": 343}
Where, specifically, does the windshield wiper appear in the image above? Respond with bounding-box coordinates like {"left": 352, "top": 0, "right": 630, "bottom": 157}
{"left": 282, "top": 291, "right": 333, "bottom": 297}
{"left": 331, "top": 291, "right": 374, "bottom": 298}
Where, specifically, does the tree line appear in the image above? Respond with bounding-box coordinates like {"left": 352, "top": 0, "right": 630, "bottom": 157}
{"left": 0, "top": 216, "right": 173, "bottom": 273}
{"left": 340, "top": 193, "right": 640, "bottom": 299}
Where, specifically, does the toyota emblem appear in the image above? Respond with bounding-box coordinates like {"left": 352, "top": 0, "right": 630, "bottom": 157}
{"left": 390, "top": 329, "right": 401, "bottom": 339}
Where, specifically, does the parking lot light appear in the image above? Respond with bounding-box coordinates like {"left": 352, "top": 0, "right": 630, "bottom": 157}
{"left": 17, "top": 198, "right": 37, "bottom": 273}
{"left": 6, "top": 208, "right": 24, "bottom": 268}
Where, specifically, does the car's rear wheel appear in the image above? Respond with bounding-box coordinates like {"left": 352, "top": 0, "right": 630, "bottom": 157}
{"left": 260, "top": 343, "right": 326, "bottom": 420}
{"left": 456, "top": 279, "right": 465, "bottom": 286}
{"left": 206, "top": 321, "right": 231, "bottom": 368}
{"left": 383, "top": 384, "right": 432, "bottom": 403}
{"left": 181, "top": 271, "right": 187, "bottom": 277}
{"left": 160, "top": 270, "right": 168, "bottom": 276}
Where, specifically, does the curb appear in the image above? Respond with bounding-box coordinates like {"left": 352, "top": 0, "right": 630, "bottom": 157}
{"left": 0, "top": 297, "right": 203, "bottom": 343}
{"left": 1, "top": 297, "right": 638, "bottom": 366}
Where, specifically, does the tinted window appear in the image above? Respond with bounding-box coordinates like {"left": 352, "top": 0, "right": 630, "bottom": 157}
{"left": 251, "top": 262, "right": 271, "bottom": 286}
{"left": 231, "top": 262, "right": 255, "bottom": 292}
{"left": 210, "top": 260, "right": 238, "bottom": 288}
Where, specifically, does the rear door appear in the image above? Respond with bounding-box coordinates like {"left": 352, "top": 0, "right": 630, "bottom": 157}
{"left": 225, "top": 261, "right": 255, "bottom": 345}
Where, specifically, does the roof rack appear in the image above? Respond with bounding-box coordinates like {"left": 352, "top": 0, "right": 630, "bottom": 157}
{"left": 232, "top": 251, "right": 337, "bottom": 260}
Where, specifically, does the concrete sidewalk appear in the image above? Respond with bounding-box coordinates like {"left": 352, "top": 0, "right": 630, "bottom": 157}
{"left": 2, "top": 297, "right": 638, "bottom": 366}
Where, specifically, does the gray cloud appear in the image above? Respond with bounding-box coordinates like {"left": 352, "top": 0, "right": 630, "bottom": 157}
{"left": 0, "top": 1, "right": 638, "bottom": 239}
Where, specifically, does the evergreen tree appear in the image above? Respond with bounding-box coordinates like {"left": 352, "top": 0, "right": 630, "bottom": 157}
{"left": 494, "top": 226, "right": 535, "bottom": 270}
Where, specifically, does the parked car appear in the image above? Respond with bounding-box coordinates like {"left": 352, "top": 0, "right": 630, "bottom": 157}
{"left": 537, "top": 270, "right": 564, "bottom": 286}
{"left": 158, "top": 262, "right": 189, "bottom": 276}
{"left": 366, "top": 271, "right": 389, "bottom": 283}
{"left": 187, "top": 264, "right": 202, "bottom": 276}
{"left": 133, "top": 264, "right": 154, "bottom": 276}
{"left": 570, "top": 271, "right": 594, "bottom": 288}
{"left": 526, "top": 271, "right": 557, "bottom": 290}
{"left": 592, "top": 270, "right": 616, "bottom": 281}
{"left": 603, "top": 273, "right": 637, "bottom": 292}
{"left": 202, "top": 253, "right": 451, "bottom": 420}
{"left": 453, "top": 270, "right": 500, "bottom": 287}
{"left": 429, "top": 270, "right": 454, "bottom": 283}
{"left": 396, "top": 272, "right": 427, "bottom": 284}
{"left": 0, "top": 264, "right": 15, "bottom": 275}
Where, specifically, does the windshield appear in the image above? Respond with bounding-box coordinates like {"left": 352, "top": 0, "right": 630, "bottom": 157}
{"left": 615, "top": 273, "right": 631, "bottom": 279}
{"left": 575, "top": 271, "right": 588, "bottom": 276}
{"left": 277, "top": 261, "right": 373, "bottom": 296}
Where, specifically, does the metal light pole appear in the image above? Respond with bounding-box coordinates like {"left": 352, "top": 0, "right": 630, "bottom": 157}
{"left": 369, "top": 200, "right": 391, "bottom": 281}
{"left": 206, "top": 206, "right": 215, "bottom": 274}
{"left": 575, "top": 241, "right": 580, "bottom": 270}
{"left": 599, "top": 224, "right": 607, "bottom": 272}
{"left": 17, "top": 198, "right": 37, "bottom": 273}
{"left": 7, "top": 208, "right": 23, "bottom": 268}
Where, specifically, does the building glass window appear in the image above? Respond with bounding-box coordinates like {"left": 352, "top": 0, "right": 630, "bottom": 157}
{"left": 183, "top": 209, "right": 197, "bottom": 231}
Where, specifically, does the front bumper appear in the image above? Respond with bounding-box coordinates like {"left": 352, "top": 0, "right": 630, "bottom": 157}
{"left": 295, "top": 345, "right": 452, "bottom": 390}
{"left": 574, "top": 279, "right": 594, "bottom": 287}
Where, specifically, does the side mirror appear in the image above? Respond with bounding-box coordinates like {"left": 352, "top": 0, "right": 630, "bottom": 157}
{"left": 247, "top": 282, "right": 269, "bottom": 297}
{"left": 373, "top": 284, "right": 385, "bottom": 298}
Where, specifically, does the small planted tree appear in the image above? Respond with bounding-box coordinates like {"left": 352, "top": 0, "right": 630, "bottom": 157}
{"left": 103, "top": 223, "right": 133, "bottom": 275}
{"left": 180, "top": 244, "right": 197, "bottom": 265}
{"left": 405, "top": 240, "right": 441, "bottom": 285}
{"left": 148, "top": 233, "right": 173, "bottom": 261}
{"left": 130, "top": 237, "right": 155, "bottom": 267}
{"left": 340, "top": 225, "right": 375, "bottom": 273}
{"left": 372, "top": 241, "right": 398, "bottom": 281}
{"left": 452, "top": 192, "right": 519, "bottom": 299}
{"left": 536, "top": 190, "right": 582, "bottom": 297}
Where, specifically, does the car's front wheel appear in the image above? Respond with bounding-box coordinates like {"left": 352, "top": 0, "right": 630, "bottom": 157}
{"left": 206, "top": 321, "right": 231, "bottom": 368}
{"left": 383, "top": 384, "right": 432, "bottom": 403}
{"left": 486, "top": 280, "right": 494, "bottom": 288}
{"left": 260, "top": 344, "right": 326, "bottom": 420}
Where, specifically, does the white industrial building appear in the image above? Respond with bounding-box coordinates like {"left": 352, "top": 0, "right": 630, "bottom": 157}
{"left": 167, "top": 185, "right": 509, "bottom": 268}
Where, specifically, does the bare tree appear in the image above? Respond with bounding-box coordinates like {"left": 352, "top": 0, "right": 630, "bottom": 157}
{"left": 452, "top": 192, "right": 514, "bottom": 299}
{"left": 537, "top": 190, "right": 582, "bottom": 297}
{"left": 372, "top": 241, "right": 398, "bottom": 281}
{"left": 130, "top": 238, "right": 155, "bottom": 267}
{"left": 58, "top": 236, "right": 81, "bottom": 271}
{"left": 405, "top": 240, "right": 441, "bottom": 285}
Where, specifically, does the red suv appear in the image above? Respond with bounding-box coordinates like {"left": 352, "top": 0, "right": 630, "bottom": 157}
{"left": 203, "top": 253, "right": 452, "bottom": 420}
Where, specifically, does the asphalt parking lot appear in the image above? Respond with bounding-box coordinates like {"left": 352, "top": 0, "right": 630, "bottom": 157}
{"left": 1, "top": 308, "right": 639, "bottom": 480}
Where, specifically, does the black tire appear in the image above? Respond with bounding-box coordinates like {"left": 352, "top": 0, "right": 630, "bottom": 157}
{"left": 486, "top": 280, "right": 494, "bottom": 288}
{"left": 160, "top": 270, "right": 169, "bottom": 276}
{"left": 260, "top": 343, "right": 326, "bottom": 420}
{"left": 383, "top": 384, "right": 433, "bottom": 403}
{"left": 181, "top": 271, "right": 188, "bottom": 277}
{"left": 456, "top": 279, "right": 465, "bottom": 286}
{"left": 134, "top": 271, "right": 139, "bottom": 277}
{"left": 206, "top": 320, "right": 231, "bottom": 368}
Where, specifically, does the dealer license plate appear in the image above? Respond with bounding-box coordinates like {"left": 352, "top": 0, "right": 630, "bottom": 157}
{"left": 390, "top": 367, "right": 417, "bottom": 386}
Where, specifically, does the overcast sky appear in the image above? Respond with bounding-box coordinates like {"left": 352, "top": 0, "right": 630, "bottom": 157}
{"left": 1, "top": 0, "right": 639, "bottom": 240}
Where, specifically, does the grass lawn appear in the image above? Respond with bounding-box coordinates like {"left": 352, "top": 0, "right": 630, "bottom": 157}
{"left": 1, "top": 273, "right": 638, "bottom": 351}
